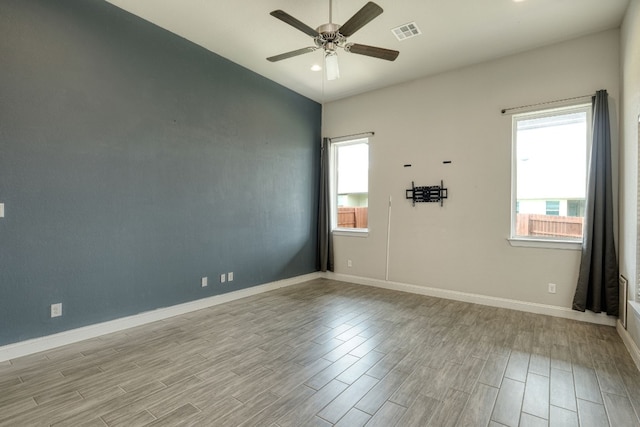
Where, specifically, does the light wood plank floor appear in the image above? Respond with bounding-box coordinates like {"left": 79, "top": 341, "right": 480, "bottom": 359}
{"left": 1, "top": 278, "right": 640, "bottom": 426}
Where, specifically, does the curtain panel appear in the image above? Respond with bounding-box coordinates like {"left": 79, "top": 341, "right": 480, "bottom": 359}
{"left": 572, "top": 89, "right": 618, "bottom": 315}
{"left": 317, "top": 137, "right": 334, "bottom": 272}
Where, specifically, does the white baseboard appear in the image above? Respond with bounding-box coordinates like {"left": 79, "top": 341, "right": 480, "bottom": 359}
{"left": 617, "top": 320, "right": 640, "bottom": 371}
{"left": 1, "top": 271, "right": 619, "bottom": 363}
{"left": 325, "top": 272, "right": 617, "bottom": 327}
{"left": 0, "top": 272, "right": 322, "bottom": 363}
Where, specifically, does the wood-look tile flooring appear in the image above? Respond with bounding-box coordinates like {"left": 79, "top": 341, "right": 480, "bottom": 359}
{"left": 2, "top": 278, "right": 640, "bottom": 426}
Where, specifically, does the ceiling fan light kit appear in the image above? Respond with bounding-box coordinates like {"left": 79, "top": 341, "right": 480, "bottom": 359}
{"left": 325, "top": 51, "right": 340, "bottom": 80}
{"left": 267, "top": 1, "right": 399, "bottom": 80}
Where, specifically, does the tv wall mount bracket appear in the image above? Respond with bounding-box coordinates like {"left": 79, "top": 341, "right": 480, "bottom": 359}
{"left": 405, "top": 180, "right": 448, "bottom": 207}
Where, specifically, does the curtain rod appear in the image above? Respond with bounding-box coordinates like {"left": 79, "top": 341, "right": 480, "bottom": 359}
{"left": 329, "top": 131, "right": 375, "bottom": 142}
{"left": 501, "top": 93, "right": 594, "bottom": 115}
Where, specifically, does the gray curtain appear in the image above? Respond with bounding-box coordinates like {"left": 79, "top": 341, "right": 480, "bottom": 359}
{"left": 317, "top": 137, "right": 334, "bottom": 272}
{"left": 572, "top": 89, "right": 618, "bottom": 315}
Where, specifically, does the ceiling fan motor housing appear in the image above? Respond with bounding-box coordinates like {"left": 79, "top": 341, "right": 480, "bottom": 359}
{"left": 315, "top": 23, "right": 345, "bottom": 51}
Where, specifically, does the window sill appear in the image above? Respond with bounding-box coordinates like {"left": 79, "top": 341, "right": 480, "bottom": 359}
{"left": 507, "top": 237, "right": 582, "bottom": 250}
{"left": 629, "top": 301, "right": 640, "bottom": 320}
{"left": 332, "top": 229, "right": 369, "bottom": 238}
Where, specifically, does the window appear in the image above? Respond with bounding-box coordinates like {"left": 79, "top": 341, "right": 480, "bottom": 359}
{"left": 545, "top": 201, "right": 560, "bottom": 216}
{"left": 511, "top": 104, "right": 591, "bottom": 242}
{"left": 331, "top": 138, "right": 369, "bottom": 232}
{"left": 567, "top": 199, "right": 586, "bottom": 217}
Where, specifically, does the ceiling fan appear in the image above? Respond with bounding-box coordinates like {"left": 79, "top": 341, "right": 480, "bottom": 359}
{"left": 267, "top": 1, "right": 399, "bottom": 80}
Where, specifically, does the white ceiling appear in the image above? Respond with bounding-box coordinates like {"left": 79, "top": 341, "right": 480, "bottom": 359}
{"left": 104, "top": 0, "right": 629, "bottom": 103}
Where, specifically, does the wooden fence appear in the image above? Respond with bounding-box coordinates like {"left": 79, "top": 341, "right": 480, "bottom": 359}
{"left": 336, "top": 210, "right": 580, "bottom": 236}
{"left": 516, "top": 214, "right": 583, "bottom": 239}
{"left": 337, "top": 207, "right": 368, "bottom": 229}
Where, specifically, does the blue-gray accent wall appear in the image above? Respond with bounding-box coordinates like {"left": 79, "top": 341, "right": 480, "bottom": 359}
{"left": 0, "top": 0, "right": 321, "bottom": 345}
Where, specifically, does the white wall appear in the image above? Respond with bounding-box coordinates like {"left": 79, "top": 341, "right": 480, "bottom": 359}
{"left": 324, "top": 30, "right": 620, "bottom": 312}
{"left": 620, "top": 0, "right": 640, "bottom": 345}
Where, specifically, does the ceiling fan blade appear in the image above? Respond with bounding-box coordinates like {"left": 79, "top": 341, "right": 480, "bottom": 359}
{"left": 346, "top": 43, "right": 399, "bottom": 61}
{"left": 270, "top": 10, "right": 318, "bottom": 38}
{"left": 267, "top": 47, "right": 318, "bottom": 62}
{"left": 339, "top": 2, "right": 383, "bottom": 37}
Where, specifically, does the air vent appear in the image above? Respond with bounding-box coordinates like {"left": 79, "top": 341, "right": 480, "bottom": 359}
{"left": 392, "top": 22, "right": 421, "bottom": 41}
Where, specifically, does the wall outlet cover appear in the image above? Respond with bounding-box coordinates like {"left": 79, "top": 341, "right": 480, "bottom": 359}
{"left": 228, "top": 272, "right": 234, "bottom": 281}
{"left": 201, "top": 277, "right": 208, "bottom": 287}
{"left": 220, "top": 273, "right": 226, "bottom": 283}
{"left": 51, "top": 303, "right": 62, "bottom": 318}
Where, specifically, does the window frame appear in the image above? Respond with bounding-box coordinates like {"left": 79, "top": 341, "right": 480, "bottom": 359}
{"left": 330, "top": 137, "right": 370, "bottom": 237}
{"left": 508, "top": 103, "right": 592, "bottom": 250}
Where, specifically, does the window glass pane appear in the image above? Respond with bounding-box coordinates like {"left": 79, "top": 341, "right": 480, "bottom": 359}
{"left": 336, "top": 143, "right": 368, "bottom": 199}
{"left": 513, "top": 107, "right": 588, "bottom": 240}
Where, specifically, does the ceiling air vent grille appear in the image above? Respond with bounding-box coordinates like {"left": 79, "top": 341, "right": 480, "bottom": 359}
{"left": 392, "top": 22, "right": 421, "bottom": 41}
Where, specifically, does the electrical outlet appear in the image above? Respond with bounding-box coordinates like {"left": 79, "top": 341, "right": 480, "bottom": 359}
{"left": 220, "top": 273, "right": 226, "bottom": 283}
{"left": 228, "top": 272, "right": 234, "bottom": 281}
{"left": 548, "top": 283, "right": 557, "bottom": 294}
{"left": 347, "top": 259, "right": 352, "bottom": 268}
{"left": 0, "top": 203, "right": 4, "bottom": 218}
{"left": 201, "top": 277, "right": 208, "bottom": 287}
{"left": 51, "top": 303, "right": 62, "bottom": 318}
